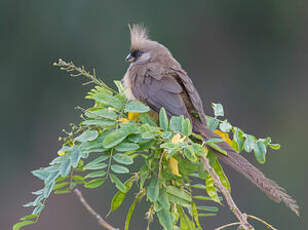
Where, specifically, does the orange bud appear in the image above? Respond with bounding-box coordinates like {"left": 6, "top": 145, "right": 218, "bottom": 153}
{"left": 128, "top": 112, "right": 140, "bottom": 120}
{"left": 214, "top": 129, "right": 233, "bottom": 147}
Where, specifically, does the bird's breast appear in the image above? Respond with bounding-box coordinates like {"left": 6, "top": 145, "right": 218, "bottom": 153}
{"left": 122, "top": 70, "right": 137, "bottom": 101}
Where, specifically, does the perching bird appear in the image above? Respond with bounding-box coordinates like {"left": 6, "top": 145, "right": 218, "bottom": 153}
{"left": 122, "top": 24, "right": 299, "bottom": 215}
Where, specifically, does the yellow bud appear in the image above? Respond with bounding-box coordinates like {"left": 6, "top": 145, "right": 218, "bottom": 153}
{"left": 214, "top": 129, "right": 233, "bottom": 147}
{"left": 58, "top": 152, "right": 66, "bottom": 156}
{"left": 128, "top": 112, "right": 140, "bottom": 120}
{"left": 171, "top": 133, "right": 185, "bottom": 144}
{"left": 119, "top": 118, "right": 129, "bottom": 123}
{"left": 168, "top": 157, "right": 181, "bottom": 177}
{"left": 204, "top": 145, "right": 209, "bottom": 156}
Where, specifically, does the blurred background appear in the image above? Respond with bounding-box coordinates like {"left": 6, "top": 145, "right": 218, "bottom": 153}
{"left": 2, "top": 0, "right": 307, "bottom": 229}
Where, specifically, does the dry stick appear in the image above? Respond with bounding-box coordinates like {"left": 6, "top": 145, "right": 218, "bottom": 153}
{"left": 200, "top": 156, "right": 254, "bottom": 230}
{"left": 74, "top": 188, "right": 119, "bottom": 230}
{"left": 215, "top": 222, "right": 241, "bottom": 230}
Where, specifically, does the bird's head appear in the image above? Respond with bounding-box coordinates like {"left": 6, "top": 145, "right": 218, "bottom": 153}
{"left": 125, "top": 24, "right": 171, "bottom": 65}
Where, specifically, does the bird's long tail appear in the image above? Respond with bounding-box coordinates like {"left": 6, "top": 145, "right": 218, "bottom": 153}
{"left": 195, "top": 123, "right": 299, "bottom": 216}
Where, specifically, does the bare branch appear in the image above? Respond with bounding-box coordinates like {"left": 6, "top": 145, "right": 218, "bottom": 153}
{"left": 201, "top": 156, "right": 254, "bottom": 230}
{"left": 74, "top": 188, "right": 119, "bottom": 230}
{"left": 215, "top": 222, "right": 241, "bottom": 230}
{"left": 247, "top": 215, "right": 277, "bottom": 230}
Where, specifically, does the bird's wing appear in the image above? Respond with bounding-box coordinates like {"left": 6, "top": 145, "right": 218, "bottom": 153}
{"left": 131, "top": 67, "right": 191, "bottom": 119}
{"left": 170, "top": 67, "right": 207, "bottom": 125}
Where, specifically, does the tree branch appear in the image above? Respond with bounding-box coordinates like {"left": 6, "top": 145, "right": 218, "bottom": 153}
{"left": 200, "top": 156, "right": 254, "bottom": 230}
{"left": 73, "top": 188, "right": 119, "bottom": 230}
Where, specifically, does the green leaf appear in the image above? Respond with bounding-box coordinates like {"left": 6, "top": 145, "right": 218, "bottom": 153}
{"left": 81, "top": 119, "right": 115, "bottom": 127}
{"left": 85, "top": 108, "right": 117, "bottom": 120}
{"left": 167, "top": 194, "right": 191, "bottom": 208}
{"left": 158, "top": 189, "right": 170, "bottom": 210}
{"left": 161, "top": 131, "right": 172, "bottom": 139}
{"left": 141, "top": 131, "right": 158, "bottom": 139}
{"left": 183, "top": 146, "right": 198, "bottom": 162}
{"left": 102, "top": 128, "right": 129, "bottom": 149}
{"left": 85, "top": 155, "right": 108, "bottom": 165}
{"left": 206, "top": 116, "right": 219, "bottom": 130}
{"left": 113, "top": 153, "right": 134, "bottom": 165}
{"left": 178, "top": 206, "right": 195, "bottom": 229}
{"left": 232, "top": 127, "right": 245, "bottom": 152}
{"left": 206, "top": 141, "right": 227, "bottom": 155}
{"left": 124, "top": 192, "right": 144, "bottom": 230}
{"left": 191, "top": 202, "right": 201, "bottom": 229}
{"left": 159, "top": 108, "right": 169, "bottom": 131}
{"left": 19, "top": 214, "right": 38, "bottom": 221}
{"left": 60, "top": 159, "right": 71, "bottom": 177}
{"left": 170, "top": 116, "right": 184, "bottom": 132}
{"left": 208, "top": 151, "right": 231, "bottom": 192}
{"left": 84, "top": 162, "right": 107, "bottom": 170}
{"left": 110, "top": 173, "right": 127, "bottom": 193}
{"left": 157, "top": 208, "right": 173, "bottom": 230}
{"left": 198, "top": 213, "right": 217, "bottom": 217}
{"left": 94, "top": 93, "right": 123, "bottom": 110}
{"left": 53, "top": 182, "right": 69, "bottom": 190}
{"left": 197, "top": 205, "right": 219, "bottom": 212}
{"left": 114, "top": 80, "right": 125, "bottom": 94}
{"left": 111, "top": 164, "right": 129, "bottom": 174}
{"left": 269, "top": 143, "right": 280, "bottom": 150}
{"left": 139, "top": 113, "right": 157, "bottom": 126}
{"left": 43, "top": 181, "right": 55, "bottom": 198}
{"left": 71, "top": 147, "right": 81, "bottom": 168}
{"left": 193, "top": 195, "right": 212, "bottom": 201}
{"left": 243, "top": 135, "right": 256, "bottom": 152}
{"left": 84, "top": 178, "right": 106, "bottom": 188}
{"left": 191, "top": 143, "right": 206, "bottom": 156}
{"left": 205, "top": 174, "right": 220, "bottom": 204}
{"left": 109, "top": 191, "right": 126, "bottom": 214}
{"left": 85, "top": 170, "right": 106, "bottom": 178}
{"left": 45, "top": 170, "right": 60, "bottom": 185}
{"left": 74, "top": 130, "right": 99, "bottom": 142}
{"left": 115, "top": 143, "right": 139, "bottom": 152}
{"left": 219, "top": 120, "right": 232, "bottom": 132}
{"left": 182, "top": 118, "right": 192, "bottom": 136}
{"left": 146, "top": 178, "right": 159, "bottom": 202}
{"left": 13, "top": 221, "right": 35, "bottom": 230}
{"left": 205, "top": 138, "right": 224, "bottom": 144}
{"left": 191, "top": 184, "right": 207, "bottom": 190}
{"left": 31, "top": 169, "right": 50, "bottom": 181}
{"left": 124, "top": 101, "right": 150, "bottom": 113}
{"left": 211, "top": 103, "right": 224, "bottom": 117}
{"left": 54, "top": 188, "right": 71, "bottom": 194}
{"left": 166, "top": 186, "right": 192, "bottom": 202}
{"left": 108, "top": 176, "right": 137, "bottom": 215}
{"left": 254, "top": 140, "right": 267, "bottom": 164}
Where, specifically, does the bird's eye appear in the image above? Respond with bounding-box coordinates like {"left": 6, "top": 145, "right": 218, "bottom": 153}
{"left": 132, "top": 50, "right": 143, "bottom": 58}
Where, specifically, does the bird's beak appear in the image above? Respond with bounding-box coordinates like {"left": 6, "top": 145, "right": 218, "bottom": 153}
{"left": 125, "top": 53, "right": 135, "bottom": 62}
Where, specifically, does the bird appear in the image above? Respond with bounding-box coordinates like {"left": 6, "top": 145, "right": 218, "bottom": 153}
{"left": 122, "top": 24, "right": 299, "bottom": 216}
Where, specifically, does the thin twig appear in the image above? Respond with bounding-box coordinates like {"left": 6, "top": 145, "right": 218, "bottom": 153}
{"left": 201, "top": 156, "right": 254, "bottom": 230}
{"left": 215, "top": 222, "right": 241, "bottom": 230}
{"left": 73, "top": 188, "right": 119, "bottom": 230}
{"left": 54, "top": 58, "right": 116, "bottom": 93}
{"left": 247, "top": 215, "right": 277, "bottom": 230}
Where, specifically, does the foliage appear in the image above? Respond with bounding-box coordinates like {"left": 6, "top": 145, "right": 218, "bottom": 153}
{"left": 13, "top": 59, "right": 280, "bottom": 230}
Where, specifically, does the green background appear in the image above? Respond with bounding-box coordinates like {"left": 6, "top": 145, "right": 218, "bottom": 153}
{"left": 2, "top": 0, "right": 307, "bottom": 229}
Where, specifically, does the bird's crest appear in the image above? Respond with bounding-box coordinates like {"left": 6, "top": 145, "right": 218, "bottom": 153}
{"left": 129, "top": 24, "right": 149, "bottom": 51}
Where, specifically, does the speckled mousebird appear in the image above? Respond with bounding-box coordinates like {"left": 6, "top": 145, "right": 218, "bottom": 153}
{"left": 122, "top": 24, "right": 299, "bottom": 215}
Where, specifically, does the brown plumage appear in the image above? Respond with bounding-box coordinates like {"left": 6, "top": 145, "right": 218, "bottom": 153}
{"left": 122, "top": 24, "right": 299, "bottom": 216}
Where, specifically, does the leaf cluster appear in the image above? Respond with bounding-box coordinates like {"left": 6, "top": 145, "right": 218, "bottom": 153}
{"left": 13, "top": 60, "right": 280, "bottom": 230}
